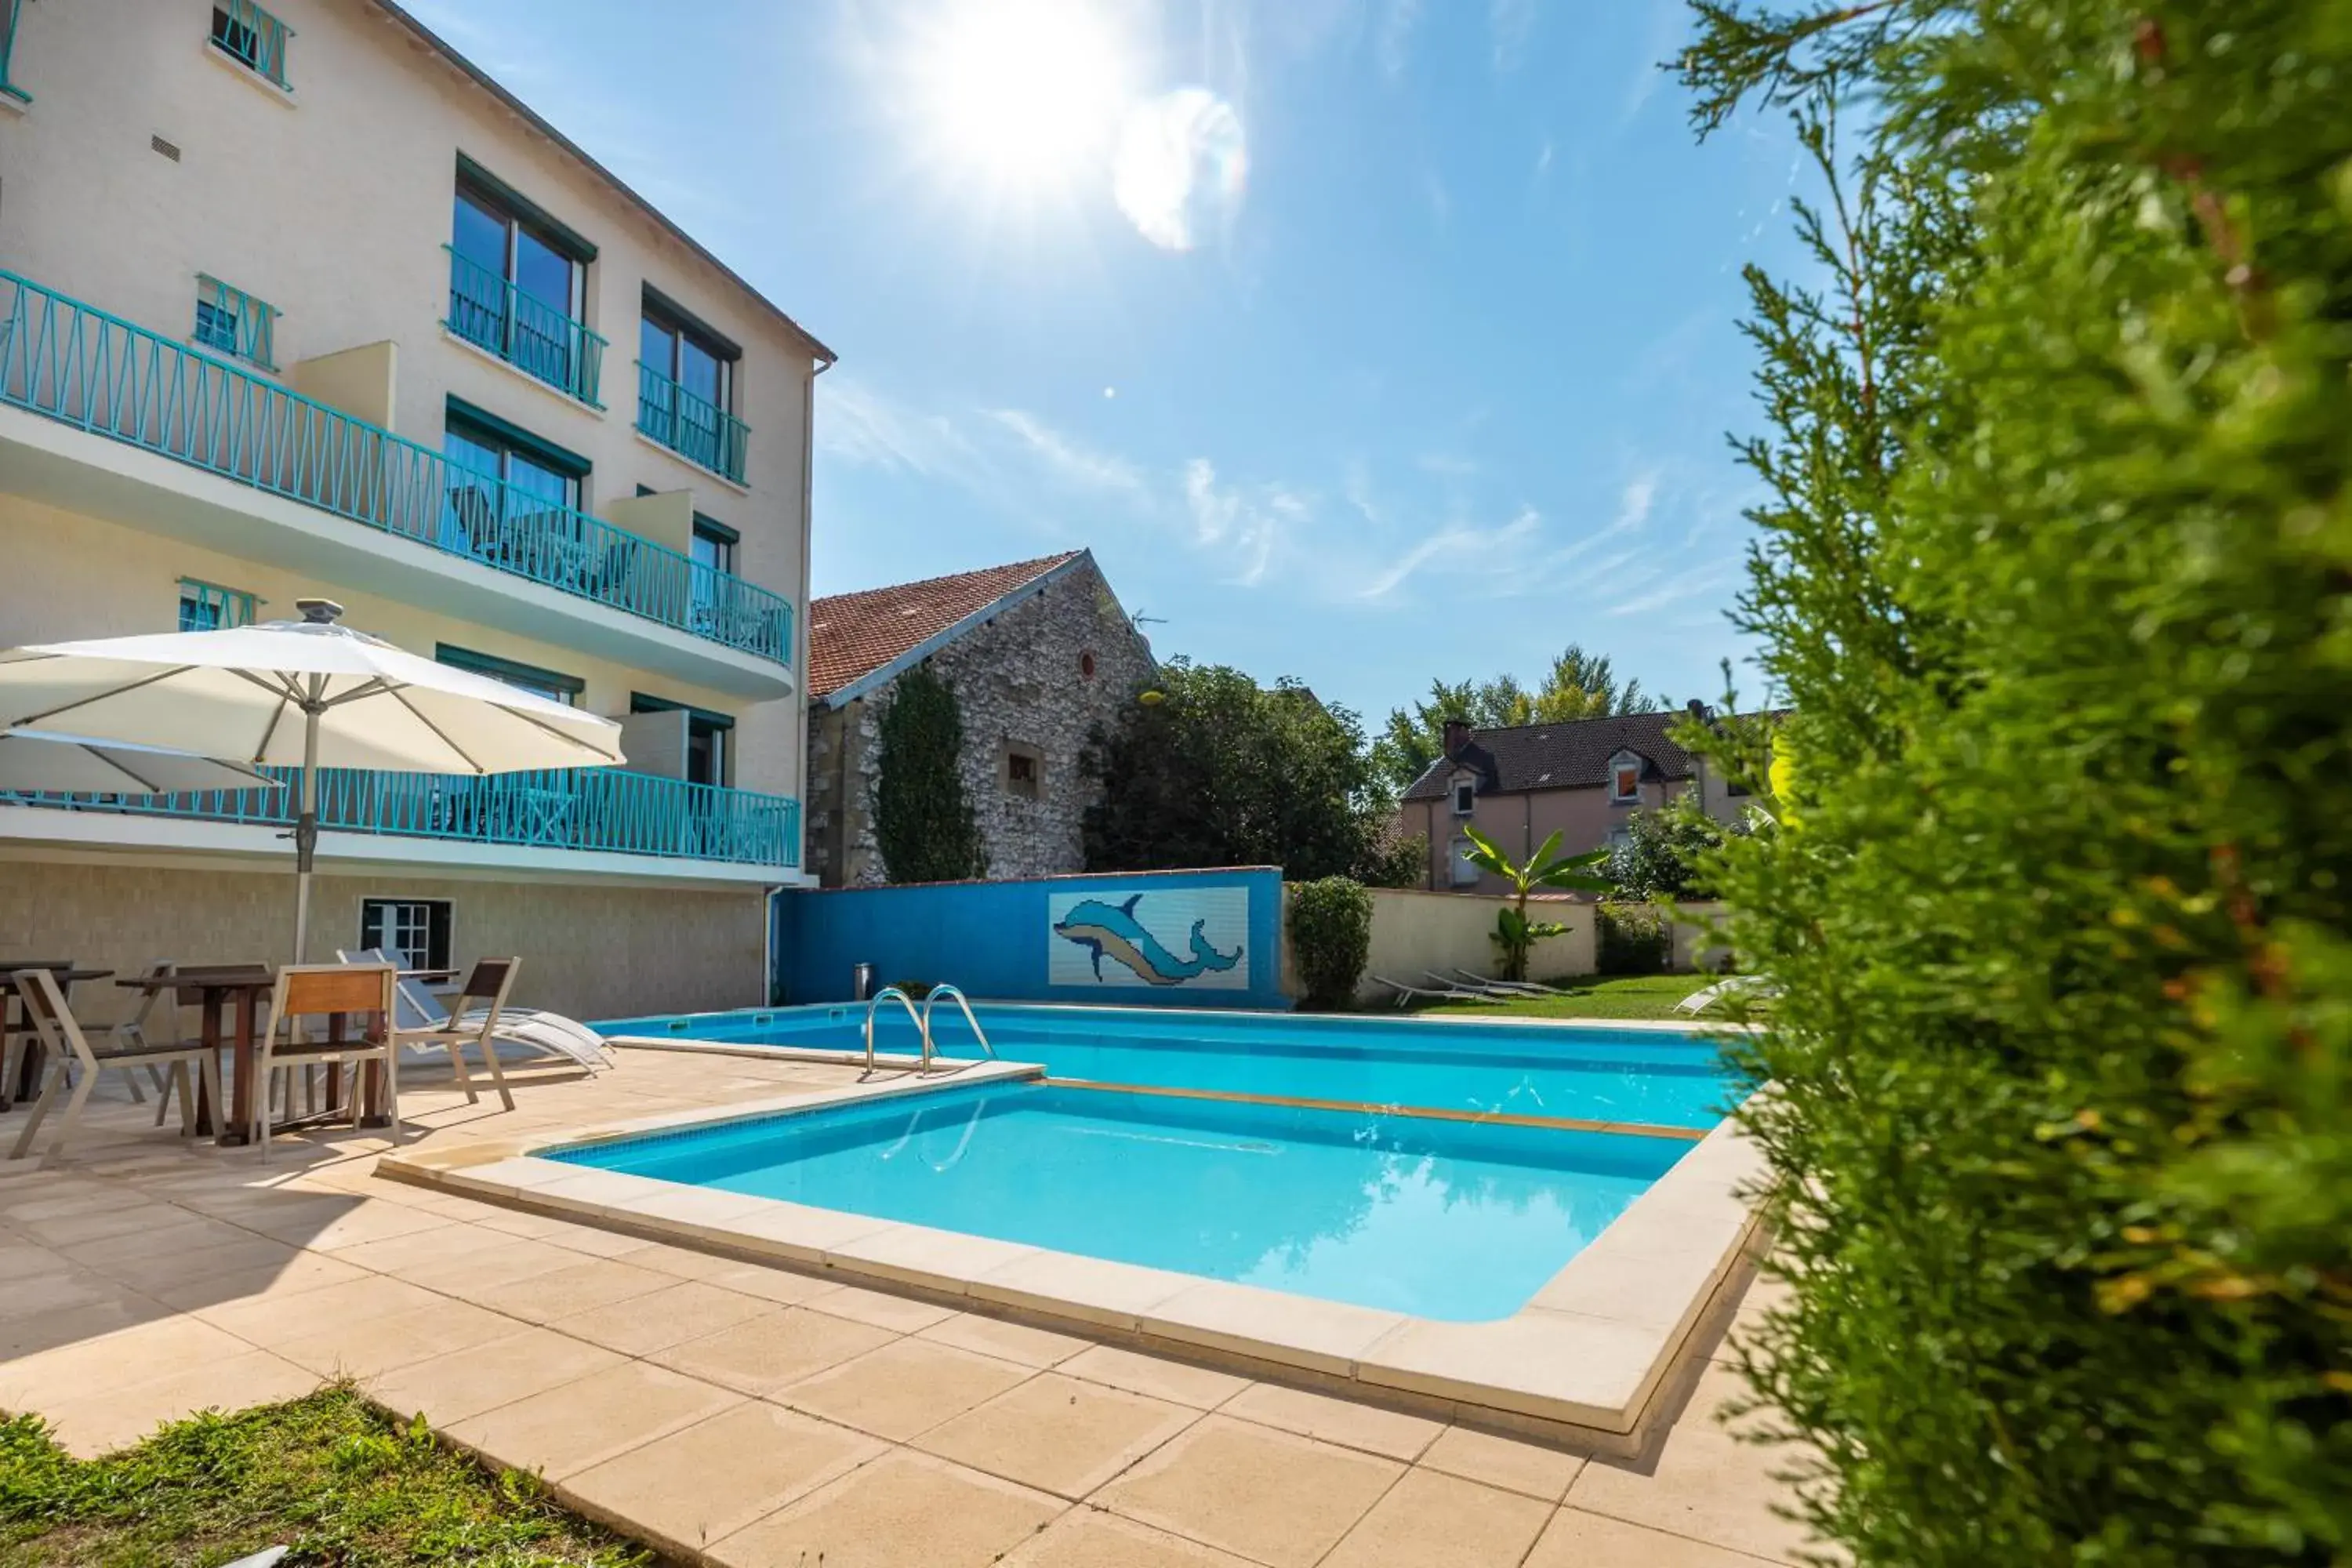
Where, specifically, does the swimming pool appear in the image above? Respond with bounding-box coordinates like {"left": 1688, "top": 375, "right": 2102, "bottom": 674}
{"left": 596, "top": 1003, "right": 1742, "bottom": 1131}
{"left": 547, "top": 1079, "right": 1690, "bottom": 1321}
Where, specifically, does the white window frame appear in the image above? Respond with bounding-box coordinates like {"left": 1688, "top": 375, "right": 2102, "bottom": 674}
{"left": 1609, "top": 750, "right": 1644, "bottom": 804}
{"left": 358, "top": 897, "right": 453, "bottom": 972}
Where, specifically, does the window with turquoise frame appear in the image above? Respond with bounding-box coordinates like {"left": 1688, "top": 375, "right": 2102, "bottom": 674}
{"left": 209, "top": 0, "right": 291, "bottom": 91}
{"left": 178, "top": 579, "right": 260, "bottom": 632}
{"left": 193, "top": 276, "right": 277, "bottom": 368}
{"left": 439, "top": 400, "right": 589, "bottom": 561}
{"left": 437, "top": 644, "right": 584, "bottom": 707}
{"left": 2, "top": 0, "right": 30, "bottom": 105}
{"left": 631, "top": 694, "right": 733, "bottom": 789}
{"left": 447, "top": 160, "right": 603, "bottom": 404}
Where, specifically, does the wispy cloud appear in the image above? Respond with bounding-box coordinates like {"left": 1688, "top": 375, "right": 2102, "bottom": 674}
{"left": 989, "top": 409, "right": 1146, "bottom": 496}
{"left": 1185, "top": 460, "right": 1305, "bottom": 586}
{"left": 818, "top": 377, "right": 984, "bottom": 483}
{"left": 1358, "top": 506, "right": 1541, "bottom": 601}
{"left": 1621, "top": 0, "right": 1686, "bottom": 125}
{"left": 1377, "top": 0, "right": 1423, "bottom": 78}
{"left": 1489, "top": 0, "right": 1538, "bottom": 71}
{"left": 1606, "top": 568, "right": 1740, "bottom": 616}
{"left": 1545, "top": 468, "right": 1661, "bottom": 576}
{"left": 1533, "top": 138, "right": 1556, "bottom": 181}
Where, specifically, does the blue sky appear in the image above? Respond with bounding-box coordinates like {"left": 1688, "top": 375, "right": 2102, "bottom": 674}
{"left": 406, "top": 0, "right": 1809, "bottom": 724}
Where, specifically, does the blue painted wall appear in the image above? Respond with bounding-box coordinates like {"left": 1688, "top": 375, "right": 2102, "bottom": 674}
{"left": 773, "top": 868, "right": 1290, "bottom": 1010}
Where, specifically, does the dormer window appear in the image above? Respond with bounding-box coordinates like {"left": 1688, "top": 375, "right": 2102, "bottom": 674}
{"left": 1609, "top": 750, "right": 1644, "bottom": 804}
{"left": 1450, "top": 779, "right": 1476, "bottom": 816}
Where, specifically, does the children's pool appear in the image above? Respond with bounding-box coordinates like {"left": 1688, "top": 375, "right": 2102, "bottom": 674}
{"left": 594, "top": 1003, "right": 1743, "bottom": 1131}
{"left": 547, "top": 1080, "right": 1690, "bottom": 1321}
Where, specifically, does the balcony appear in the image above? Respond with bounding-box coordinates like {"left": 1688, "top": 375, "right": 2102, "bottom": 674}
{"left": 0, "top": 268, "right": 792, "bottom": 668}
{"left": 637, "top": 361, "right": 748, "bottom": 484}
{"left": 443, "top": 245, "right": 606, "bottom": 406}
{"left": 3, "top": 765, "right": 800, "bottom": 869}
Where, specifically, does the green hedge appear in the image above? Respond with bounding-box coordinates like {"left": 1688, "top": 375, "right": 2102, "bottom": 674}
{"left": 1288, "top": 877, "right": 1372, "bottom": 1010}
{"left": 1595, "top": 903, "right": 1668, "bottom": 976}
{"left": 1683, "top": 1, "right": 2352, "bottom": 1561}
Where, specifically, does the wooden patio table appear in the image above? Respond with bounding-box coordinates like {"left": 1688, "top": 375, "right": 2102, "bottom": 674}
{"left": 117, "top": 965, "right": 394, "bottom": 1147}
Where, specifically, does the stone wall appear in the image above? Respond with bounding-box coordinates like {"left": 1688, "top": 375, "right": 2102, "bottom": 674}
{"left": 0, "top": 858, "right": 767, "bottom": 1022}
{"left": 805, "top": 558, "right": 1156, "bottom": 887}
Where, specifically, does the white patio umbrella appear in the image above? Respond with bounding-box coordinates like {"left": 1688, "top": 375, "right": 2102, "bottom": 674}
{"left": 0, "top": 730, "right": 282, "bottom": 794}
{"left": 0, "top": 600, "right": 626, "bottom": 960}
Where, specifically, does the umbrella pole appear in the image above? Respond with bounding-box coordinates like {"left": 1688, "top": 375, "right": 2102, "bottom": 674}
{"left": 292, "top": 704, "right": 319, "bottom": 964}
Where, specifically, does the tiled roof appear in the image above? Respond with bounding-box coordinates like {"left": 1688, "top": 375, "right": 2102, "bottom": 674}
{"left": 1400, "top": 710, "right": 1699, "bottom": 800}
{"left": 807, "top": 551, "right": 1086, "bottom": 699}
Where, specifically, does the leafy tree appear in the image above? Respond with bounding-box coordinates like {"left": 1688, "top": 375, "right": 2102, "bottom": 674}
{"left": 1458, "top": 826, "right": 1610, "bottom": 980}
{"left": 1606, "top": 793, "right": 1737, "bottom": 900}
{"left": 872, "top": 664, "right": 985, "bottom": 884}
{"left": 1372, "top": 644, "right": 1657, "bottom": 791}
{"left": 1288, "top": 877, "right": 1375, "bottom": 1010}
{"left": 1082, "top": 658, "right": 1399, "bottom": 881}
{"left": 1682, "top": 2, "right": 2352, "bottom": 1563}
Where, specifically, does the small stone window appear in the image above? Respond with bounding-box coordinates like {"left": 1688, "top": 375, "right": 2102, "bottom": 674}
{"left": 1080, "top": 650, "right": 1097, "bottom": 680}
{"left": 1004, "top": 742, "right": 1043, "bottom": 800}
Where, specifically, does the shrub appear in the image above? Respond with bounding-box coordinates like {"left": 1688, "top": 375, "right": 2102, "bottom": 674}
{"left": 1595, "top": 903, "right": 1668, "bottom": 976}
{"left": 1681, "top": 2, "right": 2352, "bottom": 1561}
{"left": 873, "top": 665, "right": 985, "bottom": 884}
{"left": 1288, "top": 877, "right": 1373, "bottom": 1010}
{"left": 1605, "top": 793, "right": 1733, "bottom": 900}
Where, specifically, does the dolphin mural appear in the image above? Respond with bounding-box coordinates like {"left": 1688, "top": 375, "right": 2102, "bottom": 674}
{"left": 1052, "top": 893, "right": 1243, "bottom": 986}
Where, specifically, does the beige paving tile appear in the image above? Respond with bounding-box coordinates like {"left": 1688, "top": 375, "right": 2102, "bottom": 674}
{"left": 39, "top": 1348, "right": 322, "bottom": 1457}
{"left": 20, "top": 1203, "right": 196, "bottom": 1248}
{"left": 1357, "top": 1308, "right": 1668, "bottom": 1425}
{"left": 328, "top": 1219, "right": 514, "bottom": 1276}
{"left": 0, "top": 1312, "right": 258, "bottom": 1411}
{"left": 1143, "top": 1283, "right": 1406, "bottom": 1378}
{"left": 551, "top": 1280, "right": 778, "bottom": 1356}
{"left": 79, "top": 1234, "right": 305, "bottom": 1295}
{"left": 442, "top": 1359, "right": 745, "bottom": 1481}
{"left": 395, "top": 1236, "right": 587, "bottom": 1298}
{"left": 1417, "top": 1424, "right": 1587, "bottom": 1503}
{"left": 1094, "top": 1415, "right": 1405, "bottom": 1568}
{"left": 997, "top": 1508, "right": 1258, "bottom": 1567}
{"left": 561, "top": 1399, "right": 885, "bottom": 1558}
{"left": 919, "top": 1312, "right": 1091, "bottom": 1369}
{"left": 1565, "top": 1362, "right": 1817, "bottom": 1565}
{"left": 270, "top": 1299, "right": 521, "bottom": 1379}
{"left": 974, "top": 1250, "right": 1197, "bottom": 1331}
{"left": 779, "top": 1337, "right": 1035, "bottom": 1443}
{"left": 464, "top": 1258, "right": 677, "bottom": 1323}
{"left": 194, "top": 1273, "right": 443, "bottom": 1345}
{"left": 1023, "top": 1343, "right": 1252, "bottom": 1412}
{"left": 365, "top": 1327, "right": 628, "bottom": 1426}
{"left": 801, "top": 1279, "right": 959, "bottom": 1334}
{"left": 1526, "top": 1508, "right": 1789, "bottom": 1567}
{"left": 289, "top": 1203, "right": 452, "bottom": 1252}
{"left": 700, "top": 1259, "right": 849, "bottom": 1305}
{"left": 1318, "top": 1467, "right": 1552, "bottom": 1568}
{"left": 0, "top": 1292, "right": 173, "bottom": 1360}
{"left": 1220, "top": 1383, "right": 1443, "bottom": 1462}
{"left": 648, "top": 1306, "right": 898, "bottom": 1397}
{"left": 711, "top": 1448, "right": 1063, "bottom": 1568}
{"left": 143, "top": 1250, "right": 369, "bottom": 1312}
{"left": 0, "top": 1241, "right": 71, "bottom": 1279}
{"left": 0, "top": 1266, "right": 146, "bottom": 1322}
{"left": 917, "top": 1372, "right": 1200, "bottom": 1499}
{"left": 59, "top": 1215, "right": 257, "bottom": 1269}
{"left": 607, "top": 1239, "right": 747, "bottom": 1278}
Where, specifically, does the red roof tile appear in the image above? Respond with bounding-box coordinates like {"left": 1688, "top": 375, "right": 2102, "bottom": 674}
{"left": 807, "top": 551, "right": 1085, "bottom": 699}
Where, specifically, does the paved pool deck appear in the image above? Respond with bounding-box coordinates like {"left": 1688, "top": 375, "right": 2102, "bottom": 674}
{"left": 0, "top": 1047, "right": 1818, "bottom": 1567}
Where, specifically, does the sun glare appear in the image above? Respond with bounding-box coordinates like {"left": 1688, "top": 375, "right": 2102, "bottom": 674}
{"left": 914, "top": 0, "right": 1133, "bottom": 189}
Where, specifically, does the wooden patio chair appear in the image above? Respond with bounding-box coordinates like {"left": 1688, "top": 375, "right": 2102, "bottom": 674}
{"left": 252, "top": 963, "right": 401, "bottom": 1160}
{"left": 6, "top": 967, "right": 221, "bottom": 1170}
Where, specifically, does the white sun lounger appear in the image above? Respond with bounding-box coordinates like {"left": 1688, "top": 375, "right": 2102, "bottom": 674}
{"left": 1374, "top": 975, "right": 1491, "bottom": 1008}
{"left": 340, "top": 949, "right": 612, "bottom": 1073}
{"left": 1674, "top": 974, "right": 1777, "bottom": 1015}
{"left": 1447, "top": 968, "right": 1573, "bottom": 997}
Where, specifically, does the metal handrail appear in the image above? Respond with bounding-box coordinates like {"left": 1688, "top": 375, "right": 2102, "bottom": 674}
{"left": 443, "top": 245, "right": 608, "bottom": 406}
{"left": 918, "top": 984, "right": 995, "bottom": 1063}
{"left": 862, "top": 985, "right": 927, "bottom": 1076}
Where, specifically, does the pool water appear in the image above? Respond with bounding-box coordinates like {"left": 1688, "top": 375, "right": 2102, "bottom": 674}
{"left": 597, "top": 1004, "right": 1740, "bottom": 1130}
{"left": 549, "top": 1081, "right": 1689, "bottom": 1321}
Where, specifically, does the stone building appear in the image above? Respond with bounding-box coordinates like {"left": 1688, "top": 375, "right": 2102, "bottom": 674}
{"left": 804, "top": 550, "right": 1155, "bottom": 887}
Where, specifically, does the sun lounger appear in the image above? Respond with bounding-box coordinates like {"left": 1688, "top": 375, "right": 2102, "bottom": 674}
{"left": 1674, "top": 974, "right": 1777, "bottom": 1015}
{"left": 340, "top": 949, "right": 612, "bottom": 1073}
{"left": 1447, "top": 968, "right": 1572, "bottom": 997}
{"left": 1374, "top": 975, "right": 1491, "bottom": 1007}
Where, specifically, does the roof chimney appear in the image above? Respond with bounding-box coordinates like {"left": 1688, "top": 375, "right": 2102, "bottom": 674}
{"left": 1440, "top": 716, "right": 1472, "bottom": 760}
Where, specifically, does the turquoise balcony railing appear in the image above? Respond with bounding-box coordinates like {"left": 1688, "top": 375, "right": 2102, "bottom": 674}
{"left": 2, "top": 0, "right": 30, "bottom": 104}
{"left": 637, "top": 361, "right": 748, "bottom": 484}
{"left": 2, "top": 766, "right": 801, "bottom": 868}
{"left": 211, "top": 0, "right": 291, "bottom": 92}
{"left": 0, "top": 269, "right": 794, "bottom": 666}
{"left": 443, "top": 246, "right": 605, "bottom": 406}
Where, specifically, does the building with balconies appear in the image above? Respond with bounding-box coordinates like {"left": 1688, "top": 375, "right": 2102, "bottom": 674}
{"left": 0, "top": 0, "right": 831, "bottom": 1018}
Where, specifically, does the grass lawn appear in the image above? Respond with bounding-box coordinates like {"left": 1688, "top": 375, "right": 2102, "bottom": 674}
{"left": 1405, "top": 971, "right": 1723, "bottom": 1021}
{"left": 0, "top": 1387, "right": 649, "bottom": 1568}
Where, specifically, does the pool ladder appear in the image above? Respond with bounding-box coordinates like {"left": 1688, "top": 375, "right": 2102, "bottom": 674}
{"left": 862, "top": 983, "right": 996, "bottom": 1076}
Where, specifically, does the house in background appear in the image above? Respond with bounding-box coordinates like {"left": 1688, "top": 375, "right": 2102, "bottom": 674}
{"left": 0, "top": 0, "right": 828, "bottom": 1018}
{"left": 1397, "top": 710, "right": 1748, "bottom": 895}
{"left": 805, "top": 550, "right": 1154, "bottom": 887}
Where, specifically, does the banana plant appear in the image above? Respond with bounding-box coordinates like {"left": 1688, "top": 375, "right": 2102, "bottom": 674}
{"left": 1460, "top": 824, "right": 1614, "bottom": 980}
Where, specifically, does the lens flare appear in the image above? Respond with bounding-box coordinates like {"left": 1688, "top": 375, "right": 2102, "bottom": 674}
{"left": 1113, "top": 88, "right": 1247, "bottom": 251}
